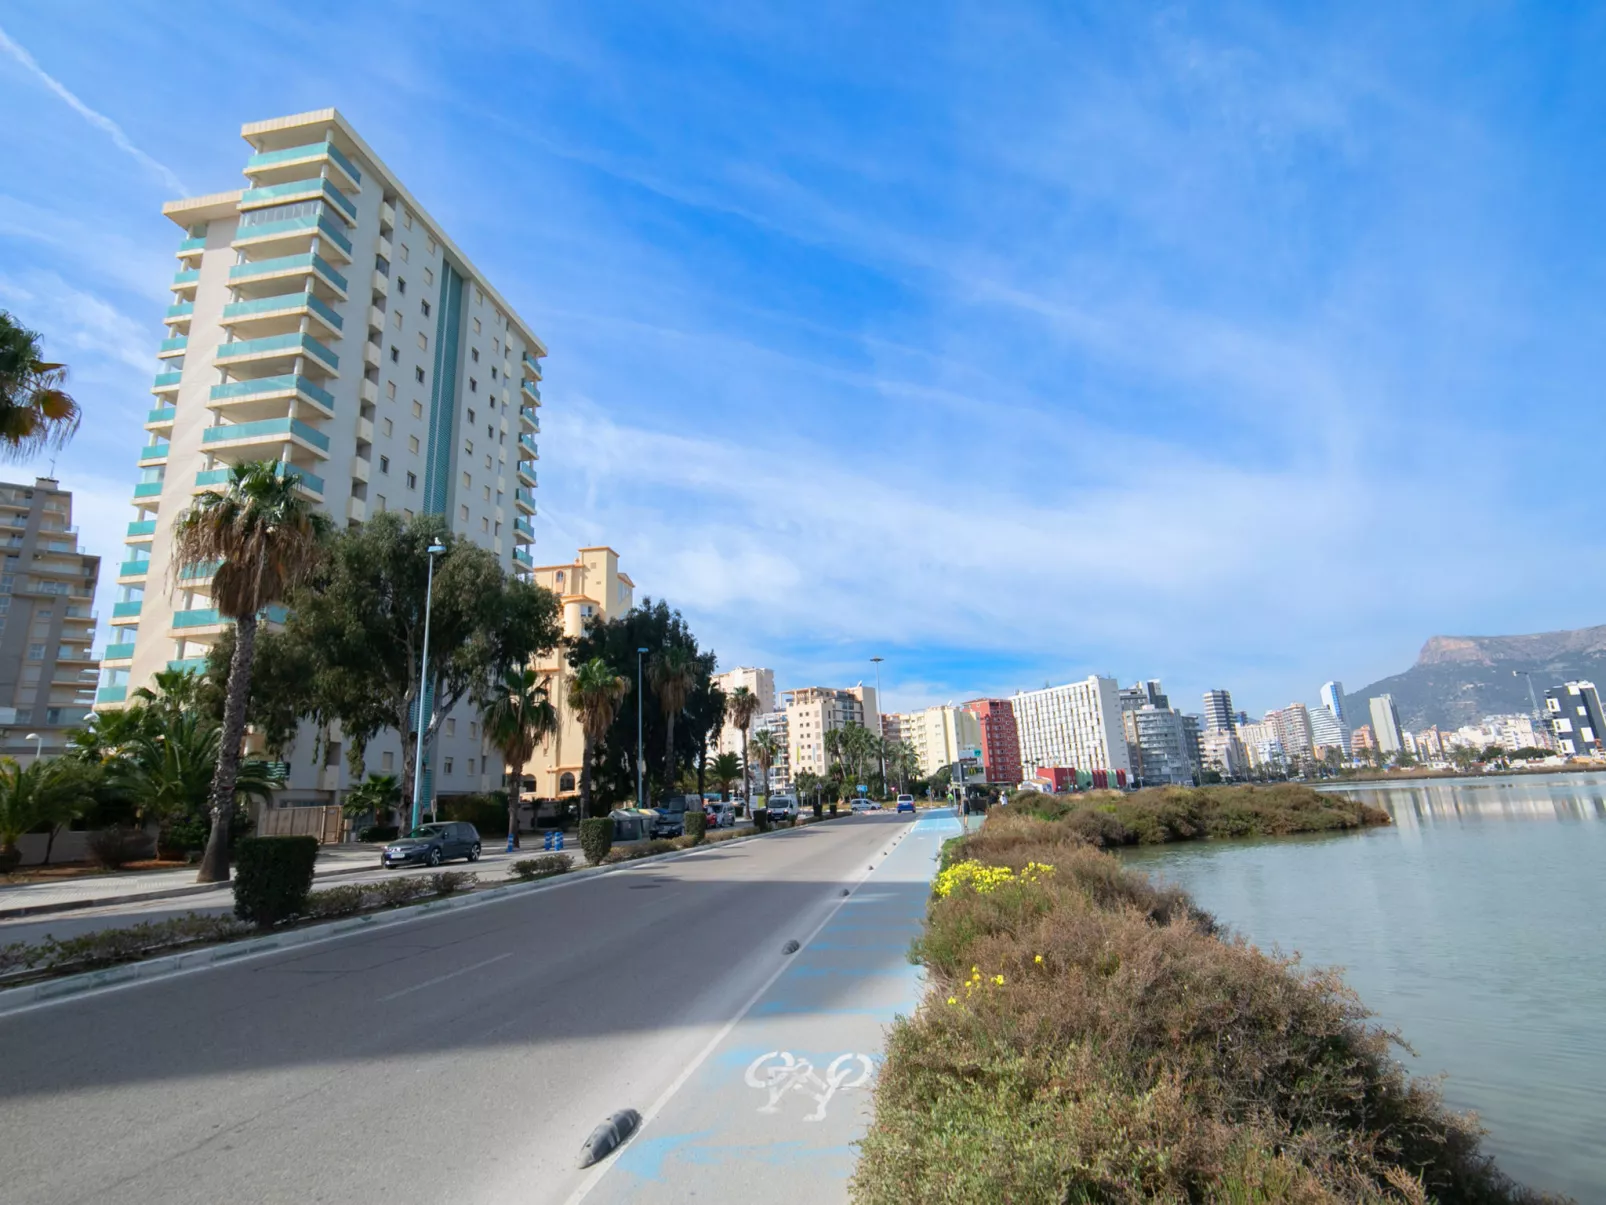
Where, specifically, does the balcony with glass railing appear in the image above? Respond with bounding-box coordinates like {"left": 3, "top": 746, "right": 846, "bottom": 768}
{"left": 220, "top": 291, "right": 343, "bottom": 337}
{"left": 515, "top": 516, "right": 534, "bottom": 542}
{"left": 165, "top": 301, "right": 194, "bottom": 327}
{"left": 111, "top": 600, "right": 143, "bottom": 620}
{"left": 513, "top": 548, "right": 533, "bottom": 568}
{"left": 151, "top": 370, "right": 181, "bottom": 397}
{"left": 208, "top": 374, "right": 335, "bottom": 420}
{"left": 227, "top": 252, "right": 347, "bottom": 300}
{"left": 170, "top": 267, "right": 199, "bottom": 295}
{"left": 176, "top": 234, "right": 206, "bottom": 262}
{"left": 239, "top": 177, "right": 358, "bottom": 224}
{"left": 194, "top": 462, "right": 323, "bottom": 500}
{"left": 126, "top": 519, "right": 157, "bottom": 541}
{"left": 96, "top": 686, "right": 127, "bottom": 705}
{"left": 514, "top": 488, "right": 536, "bottom": 513}
{"left": 518, "top": 434, "right": 538, "bottom": 459}
{"left": 516, "top": 461, "right": 537, "bottom": 487}
{"left": 137, "top": 439, "right": 169, "bottom": 466}
{"left": 520, "top": 406, "right": 538, "bottom": 432}
{"left": 521, "top": 378, "right": 541, "bottom": 404}
{"left": 244, "top": 141, "right": 362, "bottom": 190}
{"left": 215, "top": 331, "right": 339, "bottom": 375}
{"left": 172, "top": 604, "right": 289, "bottom": 633}
{"left": 117, "top": 556, "right": 151, "bottom": 580}
{"left": 233, "top": 208, "right": 354, "bottom": 263}
{"left": 202, "top": 416, "right": 330, "bottom": 459}
{"left": 158, "top": 335, "right": 188, "bottom": 359}
{"left": 522, "top": 351, "right": 542, "bottom": 380}
{"left": 101, "top": 641, "right": 137, "bottom": 664}
{"left": 146, "top": 406, "right": 177, "bottom": 431}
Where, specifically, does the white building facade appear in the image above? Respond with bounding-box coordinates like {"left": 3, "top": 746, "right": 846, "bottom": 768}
{"left": 1011, "top": 676, "right": 1130, "bottom": 777}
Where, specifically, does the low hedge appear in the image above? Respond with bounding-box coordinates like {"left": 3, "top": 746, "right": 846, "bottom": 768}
{"left": 578, "top": 817, "right": 613, "bottom": 865}
{"left": 852, "top": 811, "right": 1555, "bottom": 1205}
{"left": 233, "top": 836, "right": 319, "bottom": 928}
{"left": 508, "top": 855, "right": 570, "bottom": 881}
{"left": 0, "top": 914, "right": 251, "bottom": 978}
{"left": 682, "top": 811, "right": 707, "bottom": 844}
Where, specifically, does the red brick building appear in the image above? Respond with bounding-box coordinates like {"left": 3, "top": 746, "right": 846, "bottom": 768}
{"left": 963, "top": 698, "right": 1023, "bottom": 785}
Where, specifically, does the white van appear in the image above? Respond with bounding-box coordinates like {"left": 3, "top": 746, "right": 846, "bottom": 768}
{"left": 766, "top": 794, "right": 799, "bottom": 822}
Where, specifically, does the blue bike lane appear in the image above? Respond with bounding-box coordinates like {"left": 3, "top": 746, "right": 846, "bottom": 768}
{"left": 571, "top": 808, "right": 964, "bottom": 1204}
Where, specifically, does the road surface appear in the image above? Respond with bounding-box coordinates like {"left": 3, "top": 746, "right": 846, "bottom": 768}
{"left": 0, "top": 811, "right": 941, "bottom": 1204}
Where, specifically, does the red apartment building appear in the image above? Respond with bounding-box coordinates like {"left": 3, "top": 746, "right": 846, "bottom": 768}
{"left": 963, "top": 698, "right": 1023, "bottom": 785}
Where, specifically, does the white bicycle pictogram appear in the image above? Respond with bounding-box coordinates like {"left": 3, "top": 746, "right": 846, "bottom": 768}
{"left": 744, "top": 1050, "right": 874, "bottom": 1121}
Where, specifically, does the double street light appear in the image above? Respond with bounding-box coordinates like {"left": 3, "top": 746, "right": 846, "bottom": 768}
{"left": 409, "top": 542, "right": 448, "bottom": 831}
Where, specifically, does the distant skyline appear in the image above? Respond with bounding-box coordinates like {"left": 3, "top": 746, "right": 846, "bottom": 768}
{"left": 3, "top": 4, "right": 1603, "bottom": 720}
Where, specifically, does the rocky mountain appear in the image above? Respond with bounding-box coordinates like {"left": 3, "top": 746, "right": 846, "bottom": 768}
{"left": 1342, "top": 624, "right": 1606, "bottom": 733}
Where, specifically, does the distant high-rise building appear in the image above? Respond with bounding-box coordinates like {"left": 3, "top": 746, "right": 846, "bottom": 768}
{"left": 963, "top": 698, "right": 1023, "bottom": 785}
{"left": 783, "top": 685, "right": 878, "bottom": 780}
{"left": 1320, "top": 681, "right": 1347, "bottom": 729}
{"left": 1127, "top": 706, "right": 1194, "bottom": 785}
{"left": 1309, "top": 704, "right": 1344, "bottom": 750}
{"left": 712, "top": 667, "right": 775, "bottom": 758}
{"left": 1544, "top": 682, "right": 1606, "bottom": 758}
{"left": 901, "top": 704, "right": 984, "bottom": 779}
{"left": 1199, "top": 728, "right": 1247, "bottom": 778}
{"left": 1236, "top": 720, "right": 1284, "bottom": 769}
{"left": 1269, "top": 704, "right": 1315, "bottom": 763}
{"left": 1369, "top": 695, "right": 1404, "bottom": 754}
{"left": 1180, "top": 714, "right": 1204, "bottom": 779}
{"left": 1011, "top": 676, "right": 1130, "bottom": 778}
{"left": 1350, "top": 724, "right": 1376, "bottom": 756}
{"left": 0, "top": 478, "right": 100, "bottom": 758}
{"left": 1201, "top": 689, "right": 1235, "bottom": 732}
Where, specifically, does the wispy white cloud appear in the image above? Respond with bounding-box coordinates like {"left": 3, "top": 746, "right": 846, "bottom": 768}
{"left": 0, "top": 23, "right": 186, "bottom": 195}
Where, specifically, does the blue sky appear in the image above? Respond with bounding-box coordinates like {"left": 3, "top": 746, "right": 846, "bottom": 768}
{"left": 2, "top": 3, "right": 1604, "bottom": 718}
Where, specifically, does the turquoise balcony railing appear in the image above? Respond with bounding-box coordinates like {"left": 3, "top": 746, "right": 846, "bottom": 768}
{"left": 179, "top": 559, "right": 220, "bottom": 581}
{"left": 177, "top": 236, "right": 205, "bottom": 255}
{"left": 159, "top": 336, "right": 188, "bottom": 355}
{"left": 118, "top": 559, "right": 150, "bottom": 577}
{"left": 522, "top": 351, "right": 541, "bottom": 377}
{"left": 132, "top": 482, "right": 162, "bottom": 499}
{"left": 112, "top": 601, "right": 143, "bottom": 619}
{"left": 102, "top": 643, "right": 137, "bottom": 662}
{"left": 515, "top": 517, "right": 534, "bottom": 540}
{"left": 126, "top": 520, "right": 157, "bottom": 538}
{"left": 203, "top": 417, "right": 330, "bottom": 452}
{"left": 518, "top": 434, "right": 538, "bottom": 457}
{"left": 209, "top": 374, "right": 335, "bottom": 411}
{"left": 516, "top": 461, "right": 537, "bottom": 483}
{"left": 235, "top": 212, "right": 353, "bottom": 257}
{"left": 521, "top": 379, "right": 541, "bottom": 402}
{"left": 147, "top": 407, "right": 176, "bottom": 425}
{"left": 216, "top": 331, "right": 338, "bottom": 370}
{"left": 137, "top": 441, "right": 169, "bottom": 463}
{"left": 174, "top": 604, "right": 288, "bottom": 630}
{"left": 240, "top": 177, "right": 357, "bottom": 223}
{"left": 228, "top": 252, "right": 347, "bottom": 294}
{"left": 222, "top": 291, "right": 343, "bottom": 330}
{"left": 166, "top": 657, "right": 209, "bottom": 673}
{"left": 196, "top": 464, "right": 323, "bottom": 495}
{"left": 515, "top": 488, "right": 536, "bottom": 509}
{"left": 171, "top": 268, "right": 199, "bottom": 288}
{"left": 519, "top": 406, "right": 538, "bottom": 427}
{"left": 512, "top": 548, "right": 533, "bottom": 567}
{"left": 166, "top": 302, "right": 194, "bottom": 321}
{"left": 96, "top": 686, "right": 127, "bottom": 705}
{"left": 152, "top": 371, "right": 181, "bottom": 390}
{"left": 245, "top": 141, "right": 362, "bottom": 185}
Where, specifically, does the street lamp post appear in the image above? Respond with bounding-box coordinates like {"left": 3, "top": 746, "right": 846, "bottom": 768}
{"left": 24, "top": 732, "right": 41, "bottom": 764}
{"left": 870, "top": 656, "right": 885, "bottom": 796}
{"left": 409, "top": 542, "right": 447, "bottom": 831}
{"left": 636, "top": 646, "right": 649, "bottom": 809}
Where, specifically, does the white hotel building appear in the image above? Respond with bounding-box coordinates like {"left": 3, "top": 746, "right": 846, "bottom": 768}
{"left": 98, "top": 109, "right": 545, "bottom": 803}
{"left": 1010, "top": 676, "right": 1130, "bottom": 777}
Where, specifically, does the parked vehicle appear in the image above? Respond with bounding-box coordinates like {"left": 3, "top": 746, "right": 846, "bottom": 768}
{"left": 706, "top": 803, "right": 735, "bottom": 828}
{"left": 766, "top": 794, "right": 800, "bottom": 822}
{"left": 895, "top": 794, "right": 916, "bottom": 813}
{"left": 849, "top": 799, "right": 876, "bottom": 813}
{"left": 381, "top": 822, "right": 481, "bottom": 868}
{"left": 650, "top": 811, "right": 685, "bottom": 838}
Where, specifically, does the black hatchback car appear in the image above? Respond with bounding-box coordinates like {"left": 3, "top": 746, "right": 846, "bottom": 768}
{"left": 381, "top": 822, "right": 482, "bottom": 868}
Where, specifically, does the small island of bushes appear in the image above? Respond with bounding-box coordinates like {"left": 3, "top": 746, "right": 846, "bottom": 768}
{"left": 851, "top": 790, "right": 1560, "bottom": 1204}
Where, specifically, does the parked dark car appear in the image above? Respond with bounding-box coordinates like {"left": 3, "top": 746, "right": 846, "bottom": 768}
{"left": 381, "top": 822, "right": 481, "bottom": 868}
{"left": 650, "top": 811, "right": 684, "bottom": 838}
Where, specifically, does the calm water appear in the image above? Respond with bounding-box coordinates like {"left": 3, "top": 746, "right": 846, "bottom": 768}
{"left": 1122, "top": 775, "right": 1606, "bottom": 1201}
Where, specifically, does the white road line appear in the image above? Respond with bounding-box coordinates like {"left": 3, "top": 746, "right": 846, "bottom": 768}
{"left": 562, "top": 815, "right": 926, "bottom": 1205}
{"left": 376, "top": 951, "right": 514, "bottom": 1002}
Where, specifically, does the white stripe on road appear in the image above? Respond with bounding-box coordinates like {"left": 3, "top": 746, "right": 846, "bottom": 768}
{"left": 376, "top": 951, "right": 514, "bottom": 1002}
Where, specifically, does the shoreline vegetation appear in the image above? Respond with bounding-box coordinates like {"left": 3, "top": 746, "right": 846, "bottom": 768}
{"left": 1009, "top": 782, "right": 1392, "bottom": 847}
{"left": 852, "top": 791, "right": 1563, "bottom": 1204}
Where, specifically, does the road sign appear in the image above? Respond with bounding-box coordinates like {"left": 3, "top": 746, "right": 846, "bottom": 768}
{"left": 960, "top": 747, "right": 982, "bottom": 761}
{"left": 856, "top": 784, "right": 868, "bottom": 794}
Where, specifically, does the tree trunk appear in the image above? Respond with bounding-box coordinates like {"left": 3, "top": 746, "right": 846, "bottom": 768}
{"left": 42, "top": 823, "right": 59, "bottom": 865}
{"left": 198, "top": 612, "right": 257, "bottom": 883}
{"left": 696, "top": 741, "right": 706, "bottom": 803}
{"left": 579, "top": 735, "right": 594, "bottom": 819}
{"left": 740, "top": 729, "right": 749, "bottom": 815}
{"left": 506, "top": 757, "right": 521, "bottom": 848}
{"left": 663, "top": 713, "right": 676, "bottom": 793}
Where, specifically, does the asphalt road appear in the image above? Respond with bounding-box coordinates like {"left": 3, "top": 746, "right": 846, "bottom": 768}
{"left": 0, "top": 812, "right": 919, "bottom": 1205}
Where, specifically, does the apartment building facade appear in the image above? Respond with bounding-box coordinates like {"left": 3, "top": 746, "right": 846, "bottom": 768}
{"left": 898, "top": 704, "right": 983, "bottom": 779}
{"left": 1545, "top": 682, "right": 1606, "bottom": 758}
{"left": 0, "top": 479, "right": 99, "bottom": 757}
{"left": 519, "top": 547, "right": 636, "bottom": 801}
{"left": 100, "top": 109, "right": 546, "bottom": 803}
{"left": 962, "top": 697, "right": 1022, "bottom": 785}
{"left": 712, "top": 666, "right": 776, "bottom": 759}
{"left": 1011, "top": 676, "right": 1130, "bottom": 778}
{"left": 1369, "top": 694, "right": 1405, "bottom": 754}
{"left": 1201, "top": 688, "right": 1235, "bottom": 732}
{"left": 783, "top": 685, "right": 879, "bottom": 781}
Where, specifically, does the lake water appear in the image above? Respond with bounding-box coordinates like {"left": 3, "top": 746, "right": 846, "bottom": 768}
{"left": 1121, "top": 774, "right": 1606, "bottom": 1202}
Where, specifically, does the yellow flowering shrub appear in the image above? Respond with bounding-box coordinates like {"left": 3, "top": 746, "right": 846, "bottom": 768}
{"left": 932, "top": 859, "right": 1055, "bottom": 899}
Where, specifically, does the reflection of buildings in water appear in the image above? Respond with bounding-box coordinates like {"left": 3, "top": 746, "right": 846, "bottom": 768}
{"left": 1355, "top": 776, "right": 1606, "bottom": 829}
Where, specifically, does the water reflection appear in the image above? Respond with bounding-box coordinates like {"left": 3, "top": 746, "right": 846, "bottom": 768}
{"left": 1323, "top": 772, "right": 1606, "bottom": 826}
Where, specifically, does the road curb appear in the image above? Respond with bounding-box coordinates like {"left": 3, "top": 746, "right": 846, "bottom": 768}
{"left": 0, "top": 813, "right": 871, "bottom": 1017}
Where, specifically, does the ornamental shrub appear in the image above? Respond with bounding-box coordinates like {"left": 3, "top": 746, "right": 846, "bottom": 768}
{"left": 87, "top": 825, "right": 153, "bottom": 869}
{"left": 579, "top": 817, "right": 613, "bottom": 865}
{"left": 232, "top": 836, "right": 319, "bottom": 928}
{"left": 304, "top": 883, "right": 368, "bottom": 919}
{"left": 683, "top": 810, "right": 707, "bottom": 844}
{"left": 829, "top": 803, "right": 838, "bottom": 817}
{"left": 753, "top": 809, "right": 771, "bottom": 833}
{"left": 509, "top": 854, "right": 570, "bottom": 881}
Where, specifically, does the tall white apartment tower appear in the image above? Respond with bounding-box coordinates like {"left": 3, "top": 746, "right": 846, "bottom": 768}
{"left": 99, "top": 110, "right": 546, "bottom": 801}
{"left": 1011, "top": 676, "right": 1130, "bottom": 777}
{"left": 1320, "top": 681, "right": 1347, "bottom": 729}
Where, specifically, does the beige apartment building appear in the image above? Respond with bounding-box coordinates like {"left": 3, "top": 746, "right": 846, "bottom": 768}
{"left": 784, "top": 684, "right": 879, "bottom": 780}
{"left": 0, "top": 479, "right": 99, "bottom": 757}
{"left": 519, "top": 547, "right": 635, "bottom": 801}
{"left": 712, "top": 666, "right": 775, "bottom": 758}
{"left": 99, "top": 108, "right": 546, "bottom": 804}
{"left": 897, "top": 704, "right": 983, "bottom": 778}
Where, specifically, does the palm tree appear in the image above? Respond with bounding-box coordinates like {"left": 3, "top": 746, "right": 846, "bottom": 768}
{"left": 727, "top": 685, "right": 759, "bottom": 809}
{"left": 172, "top": 460, "right": 329, "bottom": 882}
{"left": 343, "top": 773, "right": 402, "bottom": 829}
{"left": 0, "top": 312, "right": 80, "bottom": 460}
{"left": 0, "top": 758, "right": 98, "bottom": 871}
{"left": 109, "top": 708, "right": 282, "bottom": 840}
{"left": 648, "top": 644, "right": 699, "bottom": 791}
{"left": 568, "top": 657, "right": 630, "bottom": 819}
{"left": 749, "top": 729, "right": 781, "bottom": 804}
{"left": 131, "top": 667, "right": 212, "bottom": 717}
{"left": 710, "top": 751, "right": 742, "bottom": 800}
{"left": 479, "top": 668, "right": 559, "bottom": 847}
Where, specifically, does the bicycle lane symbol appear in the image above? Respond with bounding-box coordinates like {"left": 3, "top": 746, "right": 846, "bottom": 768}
{"left": 743, "top": 1051, "right": 875, "bottom": 1122}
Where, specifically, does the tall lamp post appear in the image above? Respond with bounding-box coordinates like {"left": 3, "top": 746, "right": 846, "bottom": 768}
{"left": 636, "top": 646, "right": 649, "bottom": 809}
{"left": 409, "top": 542, "right": 447, "bottom": 831}
{"left": 24, "top": 732, "right": 41, "bottom": 764}
{"left": 870, "top": 656, "right": 885, "bottom": 796}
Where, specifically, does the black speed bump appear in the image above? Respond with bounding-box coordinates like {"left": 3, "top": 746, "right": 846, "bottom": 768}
{"left": 578, "top": 1108, "right": 641, "bottom": 1168}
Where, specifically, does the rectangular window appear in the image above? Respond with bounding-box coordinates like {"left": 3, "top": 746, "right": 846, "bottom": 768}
{"left": 415, "top": 367, "right": 425, "bottom": 383}
{"left": 406, "top": 471, "right": 417, "bottom": 489}
{"left": 376, "top": 495, "right": 386, "bottom": 511}
{"left": 399, "top": 243, "right": 410, "bottom": 262}
{"left": 493, "top": 521, "right": 500, "bottom": 536}
{"left": 473, "top": 318, "right": 482, "bottom": 334}
{"left": 424, "top": 267, "right": 435, "bottom": 286}
{"left": 480, "top": 517, "right": 488, "bottom": 532}
{"left": 421, "top": 300, "right": 431, "bottom": 318}
{"left": 411, "top": 402, "right": 423, "bottom": 419}
{"left": 471, "top": 348, "right": 479, "bottom": 362}
{"left": 492, "top": 337, "right": 500, "bottom": 354}
{"left": 443, "top": 757, "right": 453, "bottom": 774}
{"left": 483, "top": 455, "right": 491, "bottom": 470}
{"left": 390, "top": 347, "right": 400, "bottom": 363}
{"left": 379, "top": 455, "right": 389, "bottom": 474}
{"left": 25, "top": 644, "right": 43, "bottom": 660}
{"left": 427, "top": 236, "right": 438, "bottom": 256}
{"left": 446, "top": 719, "right": 456, "bottom": 737}
{"left": 461, "top": 471, "right": 471, "bottom": 488}
{"left": 467, "top": 758, "right": 475, "bottom": 776}
{"left": 469, "top": 378, "right": 477, "bottom": 393}
{"left": 416, "top": 333, "right": 427, "bottom": 351}
{"left": 465, "top": 440, "right": 474, "bottom": 455}
{"left": 382, "top": 751, "right": 395, "bottom": 770}
{"left": 482, "top": 485, "right": 490, "bottom": 501}
{"left": 402, "top": 209, "right": 413, "bottom": 229}
{"left": 385, "top": 381, "right": 396, "bottom": 399}
{"left": 397, "top": 277, "right": 406, "bottom": 295}
{"left": 470, "top": 721, "right": 478, "bottom": 739}
{"left": 409, "top": 435, "right": 420, "bottom": 453}
{"left": 490, "top": 367, "right": 497, "bottom": 380}
{"left": 382, "top": 418, "right": 393, "bottom": 436}
{"left": 459, "top": 505, "right": 469, "bottom": 521}
{"left": 467, "top": 408, "right": 476, "bottom": 425}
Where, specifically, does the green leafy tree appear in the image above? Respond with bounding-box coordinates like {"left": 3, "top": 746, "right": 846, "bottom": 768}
{"left": 0, "top": 311, "right": 80, "bottom": 460}
{"left": 884, "top": 739, "right": 919, "bottom": 794}
{"left": 172, "top": 460, "right": 330, "bottom": 882}
{"left": 648, "top": 644, "right": 699, "bottom": 789}
{"left": 710, "top": 752, "right": 742, "bottom": 800}
{"left": 479, "top": 668, "right": 559, "bottom": 847}
{"left": 344, "top": 773, "right": 401, "bottom": 827}
{"left": 726, "top": 685, "right": 760, "bottom": 804}
{"left": 683, "top": 658, "right": 724, "bottom": 802}
{"left": 749, "top": 729, "right": 781, "bottom": 802}
{"left": 0, "top": 757, "right": 98, "bottom": 869}
{"left": 794, "top": 769, "right": 826, "bottom": 810}
{"left": 263, "top": 513, "right": 560, "bottom": 818}
{"left": 568, "top": 658, "right": 631, "bottom": 819}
